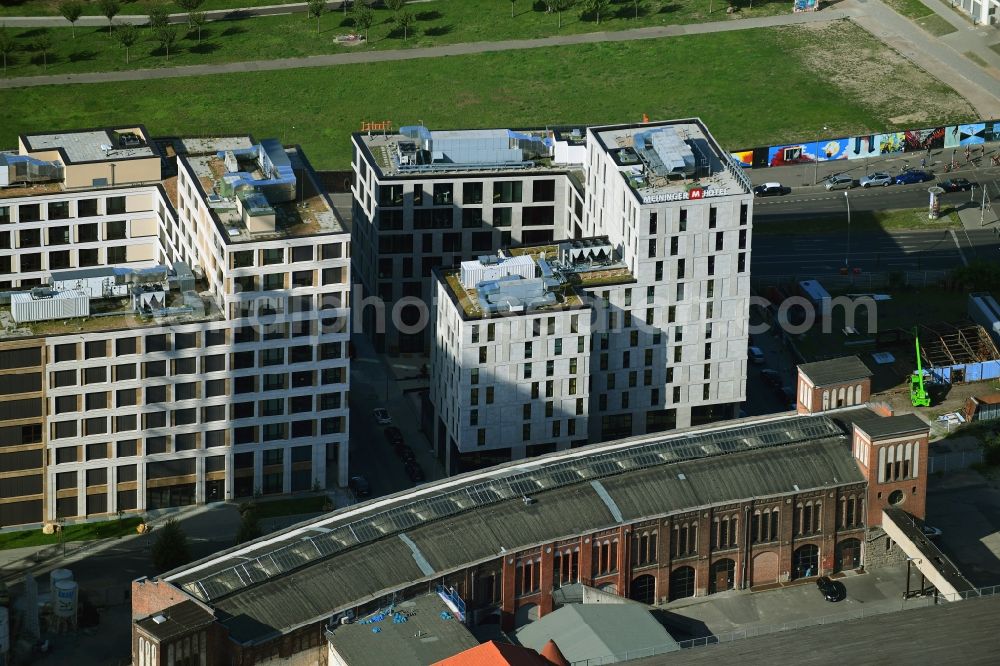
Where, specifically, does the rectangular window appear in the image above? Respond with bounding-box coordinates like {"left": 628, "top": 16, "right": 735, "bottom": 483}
{"left": 493, "top": 181, "right": 522, "bottom": 203}
{"left": 463, "top": 182, "right": 483, "bottom": 204}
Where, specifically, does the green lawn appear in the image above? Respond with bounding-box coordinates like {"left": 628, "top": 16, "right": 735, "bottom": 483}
{"left": 0, "top": 516, "right": 142, "bottom": 550}
{"left": 754, "top": 209, "right": 963, "bottom": 236}
{"left": 0, "top": 22, "right": 974, "bottom": 169}
{"left": 882, "top": 0, "right": 934, "bottom": 19}
{"left": 0, "top": 1, "right": 794, "bottom": 78}
{"left": 0, "top": 0, "right": 288, "bottom": 16}
{"left": 915, "top": 14, "right": 957, "bottom": 36}
{"left": 248, "top": 495, "right": 330, "bottom": 518}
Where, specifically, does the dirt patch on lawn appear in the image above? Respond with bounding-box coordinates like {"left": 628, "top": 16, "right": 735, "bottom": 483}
{"left": 788, "top": 20, "right": 973, "bottom": 126}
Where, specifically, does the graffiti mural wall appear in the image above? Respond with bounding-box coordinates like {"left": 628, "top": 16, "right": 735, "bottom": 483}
{"left": 731, "top": 119, "right": 1000, "bottom": 169}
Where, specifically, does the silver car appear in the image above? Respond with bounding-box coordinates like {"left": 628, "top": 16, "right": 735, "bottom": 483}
{"left": 824, "top": 173, "right": 855, "bottom": 190}
{"left": 859, "top": 172, "right": 893, "bottom": 188}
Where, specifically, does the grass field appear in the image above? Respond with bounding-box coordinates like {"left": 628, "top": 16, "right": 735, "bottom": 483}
{"left": 882, "top": 0, "right": 957, "bottom": 36}
{"left": 0, "top": 1, "right": 793, "bottom": 78}
{"left": 0, "top": 0, "right": 284, "bottom": 16}
{"left": 754, "top": 208, "right": 963, "bottom": 236}
{"left": 0, "top": 21, "right": 974, "bottom": 169}
{"left": 0, "top": 516, "right": 142, "bottom": 550}
{"left": 965, "top": 51, "right": 989, "bottom": 68}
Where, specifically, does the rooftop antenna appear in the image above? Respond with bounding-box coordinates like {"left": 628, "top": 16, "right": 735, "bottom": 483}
{"left": 100, "top": 143, "right": 113, "bottom": 157}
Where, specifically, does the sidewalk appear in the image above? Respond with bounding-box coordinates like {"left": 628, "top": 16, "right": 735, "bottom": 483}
{"left": 920, "top": 0, "right": 1000, "bottom": 75}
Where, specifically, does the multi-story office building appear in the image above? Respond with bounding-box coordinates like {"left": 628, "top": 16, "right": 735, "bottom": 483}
{"left": 429, "top": 119, "right": 755, "bottom": 471}
{"left": 0, "top": 126, "right": 351, "bottom": 529}
{"left": 351, "top": 126, "right": 588, "bottom": 353}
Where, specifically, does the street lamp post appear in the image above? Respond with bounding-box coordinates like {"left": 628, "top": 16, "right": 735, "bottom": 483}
{"left": 844, "top": 191, "right": 852, "bottom": 268}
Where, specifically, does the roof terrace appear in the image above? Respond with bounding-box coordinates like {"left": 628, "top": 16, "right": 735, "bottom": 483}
{"left": 440, "top": 237, "right": 634, "bottom": 320}
{"left": 183, "top": 137, "right": 345, "bottom": 242}
{"left": 356, "top": 125, "right": 590, "bottom": 177}
{"left": 590, "top": 119, "right": 752, "bottom": 205}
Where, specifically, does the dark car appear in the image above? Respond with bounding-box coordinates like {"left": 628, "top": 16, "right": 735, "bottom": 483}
{"left": 404, "top": 461, "right": 425, "bottom": 483}
{"left": 939, "top": 178, "right": 973, "bottom": 192}
{"left": 395, "top": 442, "right": 416, "bottom": 462}
{"left": 753, "top": 182, "right": 789, "bottom": 197}
{"left": 760, "top": 369, "right": 782, "bottom": 389}
{"left": 348, "top": 475, "right": 371, "bottom": 498}
{"left": 894, "top": 170, "right": 933, "bottom": 185}
{"left": 816, "top": 576, "right": 846, "bottom": 602}
{"left": 383, "top": 426, "right": 404, "bottom": 446}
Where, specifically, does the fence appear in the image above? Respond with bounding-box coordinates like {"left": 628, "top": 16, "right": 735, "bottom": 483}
{"left": 928, "top": 449, "right": 984, "bottom": 474}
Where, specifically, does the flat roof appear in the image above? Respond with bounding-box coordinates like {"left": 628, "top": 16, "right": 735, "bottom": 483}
{"left": 640, "top": 595, "right": 1000, "bottom": 665}
{"left": 22, "top": 127, "right": 157, "bottom": 163}
{"left": 327, "top": 594, "right": 479, "bottom": 666}
{"left": 161, "top": 412, "right": 869, "bottom": 643}
{"left": 588, "top": 119, "right": 751, "bottom": 204}
{"left": 182, "top": 139, "right": 345, "bottom": 241}
{"left": 439, "top": 238, "right": 634, "bottom": 320}
{"left": 354, "top": 125, "right": 589, "bottom": 178}
{"left": 883, "top": 507, "right": 976, "bottom": 595}
{"left": 798, "top": 356, "right": 874, "bottom": 386}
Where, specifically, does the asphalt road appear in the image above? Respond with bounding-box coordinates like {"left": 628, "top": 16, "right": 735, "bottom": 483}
{"left": 751, "top": 229, "right": 969, "bottom": 276}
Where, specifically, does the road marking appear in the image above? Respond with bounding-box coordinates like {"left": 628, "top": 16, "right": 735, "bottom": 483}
{"left": 949, "top": 229, "right": 969, "bottom": 266}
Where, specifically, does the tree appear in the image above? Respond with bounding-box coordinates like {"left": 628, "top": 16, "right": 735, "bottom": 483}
{"left": 384, "top": 0, "right": 405, "bottom": 12}
{"left": 189, "top": 11, "right": 207, "bottom": 44}
{"left": 632, "top": 0, "right": 643, "bottom": 19}
{"left": 147, "top": 6, "right": 169, "bottom": 32}
{"left": 582, "top": 0, "right": 610, "bottom": 23}
{"left": 151, "top": 519, "right": 192, "bottom": 573}
{"left": 509, "top": 0, "right": 516, "bottom": 18}
{"left": 352, "top": 3, "right": 374, "bottom": 41}
{"left": 58, "top": 0, "right": 84, "bottom": 39}
{"left": 34, "top": 30, "right": 52, "bottom": 70}
{"left": 0, "top": 26, "right": 15, "bottom": 76}
{"left": 235, "top": 504, "right": 263, "bottom": 545}
{"left": 176, "top": 0, "right": 205, "bottom": 26}
{"left": 549, "top": 0, "right": 575, "bottom": 29}
{"left": 155, "top": 24, "right": 178, "bottom": 62}
{"left": 113, "top": 22, "right": 138, "bottom": 63}
{"left": 395, "top": 9, "right": 414, "bottom": 40}
{"left": 307, "top": 0, "right": 325, "bottom": 32}
{"left": 98, "top": 0, "right": 121, "bottom": 35}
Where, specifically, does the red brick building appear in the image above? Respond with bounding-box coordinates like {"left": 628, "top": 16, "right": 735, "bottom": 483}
{"left": 796, "top": 356, "right": 873, "bottom": 415}
{"left": 131, "top": 405, "right": 929, "bottom": 665}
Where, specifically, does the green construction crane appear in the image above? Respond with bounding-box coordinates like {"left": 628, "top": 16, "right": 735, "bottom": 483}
{"left": 910, "top": 327, "right": 930, "bottom": 408}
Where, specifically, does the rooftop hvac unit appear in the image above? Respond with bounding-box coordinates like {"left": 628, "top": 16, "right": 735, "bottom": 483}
{"left": 11, "top": 289, "right": 89, "bottom": 323}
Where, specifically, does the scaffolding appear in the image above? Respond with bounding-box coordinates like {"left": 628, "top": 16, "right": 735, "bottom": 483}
{"left": 918, "top": 322, "right": 1000, "bottom": 367}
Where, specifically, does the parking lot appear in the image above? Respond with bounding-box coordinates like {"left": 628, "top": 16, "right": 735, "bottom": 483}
{"left": 926, "top": 469, "right": 1000, "bottom": 587}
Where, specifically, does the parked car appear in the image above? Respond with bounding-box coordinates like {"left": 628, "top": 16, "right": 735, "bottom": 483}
{"left": 894, "top": 169, "right": 933, "bottom": 185}
{"left": 938, "top": 178, "right": 973, "bottom": 192}
{"left": 748, "top": 346, "right": 766, "bottom": 364}
{"left": 383, "top": 426, "right": 404, "bottom": 446}
{"left": 394, "top": 443, "right": 416, "bottom": 463}
{"left": 404, "top": 461, "right": 425, "bottom": 483}
{"left": 754, "top": 182, "right": 789, "bottom": 197}
{"left": 859, "top": 172, "right": 893, "bottom": 187}
{"left": 372, "top": 407, "right": 392, "bottom": 425}
{"left": 824, "top": 173, "right": 855, "bottom": 190}
{"left": 922, "top": 524, "right": 943, "bottom": 539}
{"left": 348, "top": 475, "right": 371, "bottom": 498}
{"left": 760, "top": 369, "right": 782, "bottom": 389}
{"left": 816, "top": 576, "right": 846, "bottom": 602}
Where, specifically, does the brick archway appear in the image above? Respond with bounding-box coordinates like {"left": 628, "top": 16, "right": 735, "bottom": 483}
{"left": 752, "top": 551, "right": 779, "bottom": 586}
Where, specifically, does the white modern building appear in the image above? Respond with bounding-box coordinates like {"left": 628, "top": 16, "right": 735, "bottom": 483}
{"left": 429, "top": 119, "right": 755, "bottom": 473}
{"left": 350, "top": 125, "right": 588, "bottom": 353}
{"left": 0, "top": 126, "right": 351, "bottom": 529}
{"left": 954, "top": 0, "right": 997, "bottom": 24}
